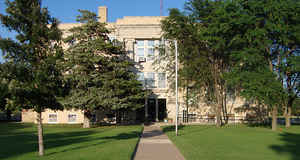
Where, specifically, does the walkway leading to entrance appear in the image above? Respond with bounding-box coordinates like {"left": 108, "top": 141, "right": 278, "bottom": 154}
{"left": 134, "top": 124, "right": 185, "bottom": 160}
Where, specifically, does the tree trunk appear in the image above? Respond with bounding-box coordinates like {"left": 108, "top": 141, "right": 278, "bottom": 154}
{"left": 186, "top": 84, "right": 189, "bottom": 123}
{"left": 216, "top": 103, "right": 222, "bottom": 127}
{"left": 222, "top": 87, "right": 228, "bottom": 124}
{"left": 213, "top": 62, "right": 222, "bottom": 128}
{"left": 83, "top": 111, "right": 91, "bottom": 128}
{"left": 285, "top": 106, "right": 292, "bottom": 128}
{"left": 6, "top": 109, "right": 12, "bottom": 121}
{"left": 37, "top": 112, "right": 44, "bottom": 156}
{"left": 272, "top": 106, "right": 278, "bottom": 131}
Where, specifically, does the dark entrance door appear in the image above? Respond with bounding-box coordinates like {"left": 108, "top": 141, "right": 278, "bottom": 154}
{"left": 158, "top": 99, "right": 167, "bottom": 121}
{"left": 135, "top": 98, "right": 167, "bottom": 123}
{"left": 147, "top": 99, "right": 156, "bottom": 122}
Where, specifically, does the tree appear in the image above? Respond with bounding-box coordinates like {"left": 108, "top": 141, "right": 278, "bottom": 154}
{"left": 160, "top": 1, "right": 238, "bottom": 127}
{"left": 227, "top": 0, "right": 300, "bottom": 130}
{"left": 62, "top": 10, "right": 145, "bottom": 128}
{"left": 0, "top": 63, "right": 14, "bottom": 120}
{"left": 0, "top": 0, "right": 64, "bottom": 156}
{"left": 269, "top": 0, "right": 300, "bottom": 128}
{"left": 161, "top": 0, "right": 300, "bottom": 130}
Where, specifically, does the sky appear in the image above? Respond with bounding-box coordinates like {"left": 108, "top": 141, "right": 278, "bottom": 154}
{"left": 0, "top": 0, "right": 187, "bottom": 62}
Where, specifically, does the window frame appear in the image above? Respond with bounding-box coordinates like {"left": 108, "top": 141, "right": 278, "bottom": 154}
{"left": 48, "top": 113, "right": 58, "bottom": 124}
{"left": 158, "top": 72, "right": 167, "bottom": 88}
{"left": 68, "top": 114, "right": 77, "bottom": 123}
{"left": 137, "top": 72, "right": 145, "bottom": 86}
{"left": 135, "top": 39, "right": 159, "bottom": 62}
{"left": 146, "top": 72, "right": 156, "bottom": 88}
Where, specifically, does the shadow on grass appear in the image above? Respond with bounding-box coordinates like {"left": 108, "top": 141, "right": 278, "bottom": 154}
{"left": 162, "top": 125, "right": 186, "bottom": 133}
{"left": 269, "top": 132, "right": 300, "bottom": 160}
{"left": 245, "top": 123, "right": 272, "bottom": 129}
{"left": 46, "top": 130, "right": 141, "bottom": 156}
{"left": 0, "top": 122, "right": 35, "bottom": 134}
{"left": 130, "top": 126, "right": 144, "bottom": 160}
{"left": 0, "top": 125, "right": 141, "bottom": 160}
{"left": 162, "top": 125, "right": 213, "bottom": 136}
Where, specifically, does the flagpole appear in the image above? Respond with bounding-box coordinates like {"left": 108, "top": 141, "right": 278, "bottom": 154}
{"left": 175, "top": 40, "right": 178, "bottom": 136}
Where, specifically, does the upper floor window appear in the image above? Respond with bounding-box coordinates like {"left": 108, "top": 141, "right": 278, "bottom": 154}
{"left": 108, "top": 35, "right": 116, "bottom": 42}
{"left": 148, "top": 40, "right": 155, "bottom": 47}
{"left": 137, "top": 40, "right": 144, "bottom": 47}
{"left": 137, "top": 48, "right": 145, "bottom": 57}
{"left": 137, "top": 72, "right": 145, "bottom": 86}
{"left": 158, "top": 73, "right": 166, "bottom": 88}
{"left": 145, "top": 72, "right": 155, "bottom": 88}
{"left": 136, "top": 72, "right": 166, "bottom": 89}
{"left": 136, "top": 40, "right": 159, "bottom": 62}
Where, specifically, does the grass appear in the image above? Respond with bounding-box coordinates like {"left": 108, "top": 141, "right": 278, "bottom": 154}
{"left": 0, "top": 123, "right": 142, "bottom": 160}
{"left": 162, "top": 124, "right": 300, "bottom": 160}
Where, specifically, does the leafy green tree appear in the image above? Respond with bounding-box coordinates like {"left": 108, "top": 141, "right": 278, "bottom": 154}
{"left": 268, "top": 0, "right": 300, "bottom": 128}
{"left": 161, "top": 0, "right": 300, "bottom": 130}
{"left": 0, "top": 0, "right": 64, "bottom": 156}
{"left": 160, "top": 1, "right": 238, "bottom": 127}
{"left": 227, "top": 0, "right": 300, "bottom": 130}
{"left": 62, "top": 10, "right": 145, "bottom": 128}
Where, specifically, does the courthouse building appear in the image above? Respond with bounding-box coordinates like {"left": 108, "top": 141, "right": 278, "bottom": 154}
{"left": 22, "top": 6, "right": 247, "bottom": 124}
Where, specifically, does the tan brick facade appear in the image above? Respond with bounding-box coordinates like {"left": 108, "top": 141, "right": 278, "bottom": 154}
{"left": 22, "top": 109, "right": 84, "bottom": 124}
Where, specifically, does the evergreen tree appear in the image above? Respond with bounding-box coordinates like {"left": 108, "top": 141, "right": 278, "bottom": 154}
{"left": 0, "top": 0, "right": 64, "bottom": 156}
{"left": 62, "top": 10, "right": 145, "bottom": 128}
{"left": 0, "top": 63, "right": 13, "bottom": 120}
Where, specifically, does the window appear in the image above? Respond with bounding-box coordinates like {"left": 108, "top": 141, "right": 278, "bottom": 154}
{"left": 148, "top": 40, "right": 155, "bottom": 47}
{"left": 48, "top": 113, "right": 57, "bottom": 123}
{"left": 147, "top": 48, "right": 155, "bottom": 61}
{"left": 146, "top": 72, "right": 155, "bottom": 88}
{"left": 137, "top": 72, "right": 145, "bottom": 86}
{"left": 137, "top": 48, "right": 145, "bottom": 57}
{"left": 108, "top": 35, "right": 116, "bottom": 42}
{"left": 158, "top": 73, "right": 166, "bottom": 88}
{"left": 147, "top": 40, "right": 155, "bottom": 61}
{"left": 137, "top": 40, "right": 144, "bottom": 47}
{"left": 68, "top": 114, "right": 77, "bottom": 123}
{"left": 135, "top": 40, "right": 158, "bottom": 62}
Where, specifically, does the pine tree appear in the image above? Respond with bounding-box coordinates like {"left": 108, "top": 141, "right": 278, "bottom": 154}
{"left": 0, "top": 63, "right": 13, "bottom": 120}
{"left": 62, "top": 10, "right": 145, "bottom": 128}
{"left": 0, "top": 0, "right": 64, "bottom": 156}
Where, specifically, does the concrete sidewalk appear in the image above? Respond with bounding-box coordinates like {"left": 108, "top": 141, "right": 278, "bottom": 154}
{"left": 133, "top": 124, "right": 185, "bottom": 160}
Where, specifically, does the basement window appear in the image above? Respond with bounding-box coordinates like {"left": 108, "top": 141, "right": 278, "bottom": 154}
{"left": 48, "top": 113, "right": 58, "bottom": 123}
{"left": 68, "top": 114, "right": 77, "bottom": 123}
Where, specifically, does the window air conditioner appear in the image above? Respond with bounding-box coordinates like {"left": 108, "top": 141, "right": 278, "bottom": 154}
{"left": 138, "top": 57, "right": 146, "bottom": 62}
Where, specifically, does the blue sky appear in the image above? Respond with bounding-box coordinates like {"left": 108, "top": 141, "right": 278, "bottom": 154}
{"left": 0, "top": 0, "right": 187, "bottom": 62}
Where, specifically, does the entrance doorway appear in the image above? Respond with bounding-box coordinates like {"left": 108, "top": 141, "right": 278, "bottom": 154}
{"left": 158, "top": 99, "right": 167, "bottom": 121}
{"left": 135, "top": 98, "right": 167, "bottom": 123}
{"left": 147, "top": 98, "right": 167, "bottom": 122}
{"left": 147, "top": 99, "right": 156, "bottom": 122}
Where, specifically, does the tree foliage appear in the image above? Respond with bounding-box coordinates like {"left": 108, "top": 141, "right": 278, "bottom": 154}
{"left": 62, "top": 10, "right": 146, "bottom": 127}
{"left": 161, "top": 0, "right": 300, "bottom": 129}
{"left": 0, "top": 0, "right": 64, "bottom": 155}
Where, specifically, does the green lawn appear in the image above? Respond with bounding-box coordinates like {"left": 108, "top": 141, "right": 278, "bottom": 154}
{"left": 162, "top": 125, "right": 300, "bottom": 160}
{"left": 0, "top": 123, "right": 142, "bottom": 160}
